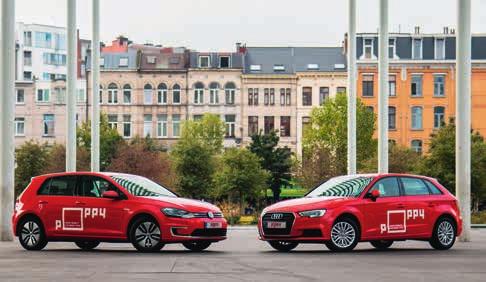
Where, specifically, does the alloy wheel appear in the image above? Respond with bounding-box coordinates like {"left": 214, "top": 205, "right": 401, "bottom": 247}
{"left": 135, "top": 221, "right": 161, "bottom": 249}
{"left": 331, "top": 221, "right": 356, "bottom": 249}
{"left": 20, "top": 221, "right": 41, "bottom": 248}
{"left": 437, "top": 221, "right": 454, "bottom": 246}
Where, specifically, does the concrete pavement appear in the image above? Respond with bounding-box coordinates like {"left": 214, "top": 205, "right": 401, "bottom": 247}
{"left": 0, "top": 227, "right": 485, "bottom": 282}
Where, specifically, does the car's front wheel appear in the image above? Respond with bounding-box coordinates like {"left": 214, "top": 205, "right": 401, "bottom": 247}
{"left": 429, "top": 217, "right": 456, "bottom": 250}
{"left": 183, "top": 241, "right": 212, "bottom": 252}
{"left": 370, "top": 240, "right": 393, "bottom": 250}
{"left": 75, "top": 241, "right": 100, "bottom": 250}
{"left": 18, "top": 217, "right": 48, "bottom": 251}
{"left": 129, "top": 217, "right": 165, "bottom": 252}
{"left": 325, "top": 217, "right": 359, "bottom": 252}
{"left": 268, "top": 241, "right": 298, "bottom": 252}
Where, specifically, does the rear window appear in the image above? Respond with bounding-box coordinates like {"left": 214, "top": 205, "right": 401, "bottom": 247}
{"left": 37, "top": 176, "right": 77, "bottom": 196}
{"left": 423, "top": 179, "right": 443, "bottom": 195}
{"left": 400, "top": 177, "right": 430, "bottom": 196}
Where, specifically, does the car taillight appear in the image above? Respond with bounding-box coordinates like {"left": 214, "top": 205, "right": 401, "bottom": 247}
{"left": 14, "top": 199, "right": 23, "bottom": 213}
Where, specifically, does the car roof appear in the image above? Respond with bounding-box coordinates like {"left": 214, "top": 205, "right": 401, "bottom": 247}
{"left": 34, "top": 171, "right": 137, "bottom": 179}
{"left": 349, "top": 173, "right": 436, "bottom": 181}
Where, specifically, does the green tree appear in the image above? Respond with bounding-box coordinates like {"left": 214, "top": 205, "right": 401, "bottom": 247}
{"left": 77, "top": 113, "right": 124, "bottom": 170}
{"left": 248, "top": 131, "right": 292, "bottom": 202}
{"left": 15, "top": 141, "right": 49, "bottom": 197}
{"left": 214, "top": 148, "right": 269, "bottom": 214}
{"left": 303, "top": 93, "right": 376, "bottom": 175}
{"left": 179, "top": 113, "right": 225, "bottom": 154}
{"left": 361, "top": 143, "right": 423, "bottom": 174}
{"left": 417, "top": 121, "right": 486, "bottom": 211}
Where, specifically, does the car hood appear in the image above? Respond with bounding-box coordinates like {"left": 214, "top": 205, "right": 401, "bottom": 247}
{"left": 264, "top": 196, "right": 356, "bottom": 213}
{"left": 140, "top": 196, "right": 221, "bottom": 212}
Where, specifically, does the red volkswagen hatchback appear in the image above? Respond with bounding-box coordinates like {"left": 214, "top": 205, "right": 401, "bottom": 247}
{"left": 13, "top": 172, "right": 227, "bottom": 252}
{"left": 259, "top": 174, "right": 462, "bottom": 252}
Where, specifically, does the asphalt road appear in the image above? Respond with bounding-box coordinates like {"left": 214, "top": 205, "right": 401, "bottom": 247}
{"left": 0, "top": 227, "right": 485, "bottom": 282}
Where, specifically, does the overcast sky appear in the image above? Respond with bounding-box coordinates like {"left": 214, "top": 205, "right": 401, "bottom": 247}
{"left": 14, "top": 0, "right": 486, "bottom": 51}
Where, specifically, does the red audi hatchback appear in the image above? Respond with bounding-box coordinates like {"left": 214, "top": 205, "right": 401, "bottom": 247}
{"left": 13, "top": 172, "right": 227, "bottom": 252}
{"left": 259, "top": 174, "right": 462, "bottom": 252}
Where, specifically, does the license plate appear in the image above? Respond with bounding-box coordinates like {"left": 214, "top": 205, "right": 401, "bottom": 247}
{"left": 266, "top": 221, "right": 286, "bottom": 229}
{"left": 205, "top": 222, "right": 222, "bottom": 229}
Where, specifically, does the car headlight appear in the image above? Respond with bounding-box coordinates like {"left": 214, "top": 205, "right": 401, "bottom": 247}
{"left": 162, "top": 208, "right": 194, "bottom": 218}
{"left": 298, "top": 209, "right": 326, "bottom": 218}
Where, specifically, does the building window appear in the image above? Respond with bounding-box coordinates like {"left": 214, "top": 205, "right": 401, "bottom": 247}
{"left": 119, "top": 84, "right": 131, "bottom": 104}
{"left": 269, "top": 88, "right": 275, "bottom": 105}
{"left": 264, "top": 116, "right": 275, "bottom": 135}
{"left": 198, "top": 56, "right": 210, "bottom": 68}
{"left": 225, "top": 82, "right": 236, "bottom": 105}
{"left": 119, "top": 57, "right": 129, "bottom": 67}
{"left": 363, "top": 38, "right": 374, "bottom": 59}
{"left": 248, "top": 88, "right": 258, "bottom": 106}
{"left": 107, "top": 114, "right": 118, "bottom": 129}
{"left": 273, "top": 64, "right": 285, "bottom": 72}
{"left": 337, "top": 87, "right": 346, "bottom": 94}
{"left": 23, "top": 71, "right": 32, "bottom": 80}
{"left": 143, "top": 114, "right": 152, "bottom": 137}
{"left": 36, "top": 89, "right": 50, "bottom": 102}
{"left": 16, "top": 89, "right": 25, "bottom": 104}
{"left": 15, "top": 117, "right": 25, "bottom": 136}
{"left": 43, "top": 114, "right": 55, "bottom": 136}
{"left": 209, "top": 82, "right": 220, "bottom": 104}
{"left": 172, "top": 84, "right": 181, "bottom": 104}
{"left": 302, "top": 87, "right": 312, "bottom": 106}
{"left": 99, "top": 85, "right": 103, "bottom": 104}
{"left": 108, "top": 83, "right": 118, "bottom": 104}
{"left": 225, "top": 115, "right": 236, "bottom": 138}
{"left": 24, "top": 31, "right": 32, "bottom": 46}
{"left": 319, "top": 87, "right": 329, "bottom": 105}
{"left": 280, "top": 116, "right": 291, "bottom": 137}
{"left": 23, "top": 51, "right": 32, "bottom": 66}
{"left": 157, "top": 83, "right": 168, "bottom": 104}
{"left": 157, "top": 114, "right": 168, "bottom": 138}
{"left": 434, "top": 75, "right": 445, "bottom": 97}
{"left": 411, "top": 140, "right": 423, "bottom": 154}
{"left": 434, "top": 106, "right": 445, "bottom": 129}
{"left": 411, "top": 106, "right": 423, "bottom": 130}
{"left": 388, "top": 38, "right": 396, "bottom": 59}
{"left": 54, "top": 87, "right": 66, "bottom": 104}
{"left": 389, "top": 75, "right": 396, "bottom": 97}
{"left": 172, "top": 115, "right": 181, "bottom": 137}
{"left": 42, "top": 53, "right": 67, "bottom": 66}
{"left": 143, "top": 84, "right": 153, "bottom": 105}
{"left": 99, "top": 57, "right": 105, "bottom": 67}
{"left": 388, "top": 106, "right": 396, "bottom": 130}
{"left": 193, "top": 115, "right": 203, "bottom": 121}
{"left": 219, "top": 56, "right": 230, "bottom": 68}
{"left": 435, "top": 38, "right": 445, "bottom": 60}
{"left": 77, "top": 89, "right": 86, "bottom": 103}
{"left": 362, "top": 75, "right": 374, "bottom": 97}
{"left": 35, "top": 32, "right": 52, "bottom": 48}
{"left": 194, "top": 82, "right": 204, "bottom": 104}
{"left": 248, "top": 116, "right": 259, "bottom": 136}
{"left": 250, "top": 64, "right": 261, "bottom": 72}
{"left": 366, "top": 106, "right": 374, "bottom": 113}
{"left": 264, "top": 88, "right": 270, "bottom": 105}
{"left": 286, "top": 88, "right": 291, "bottom": 105}
{"left": 411, "top": 75, "right": 423, "bottom": 97}
{"left": 280, "top": 88, "right": 285, "bottom": 106}
{"left": 412, "top": 38, "right": 422, "bottom": 59}
{"left": 122, "top": 115, "right": 131, "bottom": 138}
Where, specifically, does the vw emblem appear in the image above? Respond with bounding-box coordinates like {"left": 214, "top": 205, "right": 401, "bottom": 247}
{"left": 207, "top": 212, "right": 214, "bottom": 219}
{"left": 270, "top": 213, "right": 283, "bottom": 220}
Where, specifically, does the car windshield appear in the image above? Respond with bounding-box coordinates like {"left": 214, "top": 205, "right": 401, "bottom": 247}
{"left": 306, "top": 175, "right": 374, "bottom": 198}
{"left": 110, "top": 174, "right": 177, "bottom": 198}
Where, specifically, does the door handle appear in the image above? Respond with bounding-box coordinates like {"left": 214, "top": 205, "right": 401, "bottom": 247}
{"left": 38, "top": 200, "right": 48, "bottom": 205}
{"left": 75, "top": 201, "right": 86, "bottom": 206}
{"left": 428, "top": 202, "right": 435, "bottom": 207}
{"left": 396, "top": 203, "right": 405, "bottom": 208}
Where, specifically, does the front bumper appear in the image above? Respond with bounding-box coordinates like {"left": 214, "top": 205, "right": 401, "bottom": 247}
{"left": 160, "top": 216, "right": 228, "bottom": 242}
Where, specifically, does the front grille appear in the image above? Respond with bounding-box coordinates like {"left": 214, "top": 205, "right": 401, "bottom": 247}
{"left": 191, "top": 228, "right": 227, "bottom": 237}
{"left": 262, "top": 212, "right": 295, "bottom": 236}
{"left": 192, "top": 212, "right": 224, "bottom": 218}
{"left": 302, "top": 229, "right": 323, "bottom": 237}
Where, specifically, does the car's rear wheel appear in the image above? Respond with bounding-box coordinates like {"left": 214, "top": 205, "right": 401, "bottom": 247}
{"left": 18, "top": 217, "right": 48, "bottom": 251}
{"left": 75, "top": 241, "right": 100, "bottom": 250}
{"left": 182, "top": 241, "right": 212, "bottom": 252}
{"left": 129, "top": 217, "right": 165, "bottom": 252}
{"left": 429, "top": 217, "right": 456, "bottom": 250}
{"left": 268, "top": 241, "right": 298, "bottom": 252}
{"left": 370, "top": 240, "right": 393, "bottom": 250}
{"left": 325, "top": 218, "right": 359, "bottom": 252}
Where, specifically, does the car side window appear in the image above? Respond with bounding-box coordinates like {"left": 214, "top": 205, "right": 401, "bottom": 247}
{"left": 401, "top": 177, "right": 430, "bottom": 196}
{"left": 423, "top": 180, "right": 443, "bottom": 195}
{"left": 38, "top": 176, "right": 77, "bottom": 196}
{"left": 368, "top": 177, "right": 400, "bottom": 197}
{"left": 78, "top": 176, "right": 118, "bottom": 198}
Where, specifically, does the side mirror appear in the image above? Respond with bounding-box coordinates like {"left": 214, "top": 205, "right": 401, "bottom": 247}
{"left": 102, "top": 190, "right": 120, "bottom": 199}
{"left": 366, "top": 190, "right": 380, "bottom": 201}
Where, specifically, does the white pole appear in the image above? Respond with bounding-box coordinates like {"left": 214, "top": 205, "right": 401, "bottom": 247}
{"left": 66, "top": 0, "right": 77, "bottom": 171}
{"left": 378, "top": 0, "right": 389, "bottom": 173}
{"left": 456, "top": 0, "right": 471, "bottom": 242}
{"left": 347, "top": 0, "right": 357, "bottom": 175}
{"left": 91, "top": 0, "right": 100, "bottom": 172}
{"left": 0, "top": 0, "right": 16, "bottom": 241}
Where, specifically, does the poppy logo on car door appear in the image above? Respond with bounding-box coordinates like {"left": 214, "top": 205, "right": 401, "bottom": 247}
{"left": 380, "top": 209, "right": 425, "bottom": 234}
{"left": 55, "top": 207, "right": 107, "bottom": 231}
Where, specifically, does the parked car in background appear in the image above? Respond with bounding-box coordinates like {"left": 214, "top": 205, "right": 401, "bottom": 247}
{"left": 259, "top": 174, "right": 462, "bottom": 252}
{"left": 13, "top": 172, "right": 227, "bottom": 252}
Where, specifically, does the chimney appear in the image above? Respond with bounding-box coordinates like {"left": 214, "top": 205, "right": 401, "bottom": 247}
{"left": 236, "top": 42, "right": 246, "bottom": 53}
{"left": 443, "top": 26, "right": 449, "bottom": 34}
{"left": 414, "top": 26, "right": 420, "bottom": 34}
{"left": 450, "top": 28, "right": 456, "bottom": 34}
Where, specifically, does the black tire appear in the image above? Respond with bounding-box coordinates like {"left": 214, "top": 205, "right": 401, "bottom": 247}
{"left": 370, "top": 240, "right": 393, "bottom": 250}
{"left": 268, "top": 241, "right": 299, "bottom": 252}
{"left": 75, "top": 241, "right": 100, "bottom": 250}
{"left": 325, "top": 217, "right": 360, "bottom": 252}
{"left": 18, "top": 216, "right": 48, "bottom": 251}
{"left": 429, "top": 217, "right": 456, "bottom": 250}
{"left": 182, "top": 241, "right": 212, "bottom": 252}
{"left": 129, "top": 216, "right": 164, "bottom": 252}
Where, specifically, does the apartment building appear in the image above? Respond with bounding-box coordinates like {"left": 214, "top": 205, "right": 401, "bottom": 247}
{"left": 351, "top": 27, "right": 486, "bottom": 153}
{"left": 188, "top": 51, "right": 244, "bottom": 147}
